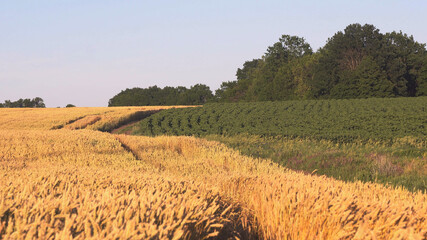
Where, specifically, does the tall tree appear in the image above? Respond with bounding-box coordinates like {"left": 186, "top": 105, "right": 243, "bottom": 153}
{"left": 381, "top": 31, "right": 427, "bottom": 96}
{"left": 215, "top": 81, "right": 238, "bottom": 102}
{"left": 32, "top": 97, "right": 46, "bottom": 108}
{"left": 218, "top": 35, "right": 313, "bottom": 102}
{"left": 310, "top": 23, "right": 427, "bottom": 98}
{"left": 330, "top": 56, "right": 393, "bottom": 98}
{"left": 416, "top": 56, "right": 427, "bottom": 96}
{"left": 310, "top": 24, "right": 383, "bottom": 97}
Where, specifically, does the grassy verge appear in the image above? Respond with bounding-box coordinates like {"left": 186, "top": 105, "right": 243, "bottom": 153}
{"left": 205, "top": 134, "right": 427, "bottom": 192}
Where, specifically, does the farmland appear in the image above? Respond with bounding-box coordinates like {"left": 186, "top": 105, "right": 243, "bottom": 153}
{"left": 127, "top": 97, "right": 427, "bottom": 191}
{"left": 1, "top": 104, "right": 427, "bottom": 239}
{"left": 132, "top": 97, "right": 427, "bottom": 141}
{"left": 0, "top": 106, "right": 190, "bottom": 131}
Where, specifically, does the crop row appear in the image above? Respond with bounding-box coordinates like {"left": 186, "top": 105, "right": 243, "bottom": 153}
{"left": 135, "top": 97, "right": 427, "bottom": 141}
{"left": 0, "top": 106, "right": 189, "bottom": 131}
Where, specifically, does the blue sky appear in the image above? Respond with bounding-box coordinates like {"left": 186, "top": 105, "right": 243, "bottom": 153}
{"left": 1, "top": 1, "right": 426, "bottom": 107}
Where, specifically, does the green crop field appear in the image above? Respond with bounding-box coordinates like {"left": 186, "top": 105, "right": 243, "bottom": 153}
{"left": 133, "top": 97, "right": 427, "bottom": 141}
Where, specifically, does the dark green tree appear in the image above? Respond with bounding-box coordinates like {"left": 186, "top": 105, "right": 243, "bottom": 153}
{"left": 1, "top": 97, "right": 45, "bottom": 108}
{"left": 310, "top": 24, "right": 426, "bottom": 98}
{"left": 215, "top": 81, "right": 238, "bottom": 102}
{"left": 32, "top": 97, "right": 46, "bottom": 108}
{"left": 217, "top": 59, "right": 260, "bottom": 102}
{"left": 416, "top": 56, "right": 427, "bottom": 95}
{"left": 272, "top": 63, "right": 295, "bottom": 100}
{"left": 181, "top": 84, "right": 214, "bottom": 105}
{"left": 331, "top": 56, "right": 393, "bottom": 98}
{"left": 109, "top": 85, "right": 214, "bottom": 106}
{"left": 217, "top": 35, "right": 313, "bottom": 102}
{"left": 310, "top": 24, "right": 383, "bottom": 97}
{"left": 266, "top": 35, "right": 313, "bottom": 60}
{"left": 380, "top": 31, "right": 427, "bottom": 96}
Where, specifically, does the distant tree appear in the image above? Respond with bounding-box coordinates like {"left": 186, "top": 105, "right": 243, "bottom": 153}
{"left": 3, "top": 100, "right": 12, "bottom": 108}
{"left": 0, "top": 97, "right": 45, "bottom": 108}
{"left": 253, "top": 35, "right": 313, "bottom": 101}
{"left": 66, "top": 104, "right": 76, "bottom": 108}
{"left": 215, "top": 81, "right": 238, "bottom": 102}
{"left": 181, "top": 84, "right": 214, "bottom": 105}
{"left": 32, "top": 97, "right": 45, "bottom": 108}
{"left": 232, "top": 59, "right": 261, "bottom": 101}
{"left": 15, "top": 99, "right": 24, "bottom": 108}
{"left": 23, "top": 98, "right": 32, "bottom": 107}
{"left": 236, "top": 59, "right": 261, "bottom": 81}
{"left": 108, "top": 85, "right": 214, "bottom": 106}
{"left": 266, "top": 35, "right": 313, "bottom": 61}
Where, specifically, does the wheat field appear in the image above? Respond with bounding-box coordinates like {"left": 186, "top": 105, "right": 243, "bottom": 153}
{"left": 0, "top": 106, "right": 191, "bottom": 131}
{"left": 0, "top": 108, "right": 426, "bottom": 239}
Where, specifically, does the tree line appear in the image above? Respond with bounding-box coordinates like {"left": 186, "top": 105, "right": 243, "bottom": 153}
{"left": 109, "top": 23, "right": 426, "bottom": 105}
{"left": 108, "top": 84, "right": 214, "bottom": 106}
{"left": 0, "top": 97, "right": 45, "bottom": 108}
{"left": 216, "top": 23, "right": 427, "bottom": 102}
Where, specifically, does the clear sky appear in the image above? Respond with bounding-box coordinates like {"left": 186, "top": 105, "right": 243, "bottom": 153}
{"left": 1, "top": 1, "right": 426, "bottom": 107}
